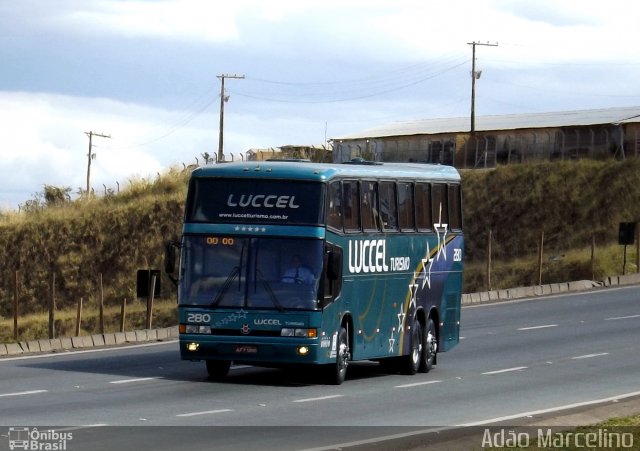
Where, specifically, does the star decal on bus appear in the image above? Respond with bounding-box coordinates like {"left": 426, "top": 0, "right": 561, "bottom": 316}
{"left": 434, "top": 203, "right": 448, "bottom": 261}
{"left": 397, "top": 305, "right": 406, "bottom": 334}
{"left": 421, "top": 243, "right": 434, "bottom": 290}
{"left": 408, "top": 282, "right": 418, "bottom": 309}
{"left": 388, "top": 335, "right": 396, "bottom": 353}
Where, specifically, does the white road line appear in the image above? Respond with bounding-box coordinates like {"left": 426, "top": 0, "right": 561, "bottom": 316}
{"left": 517, "top": 324, "right": 558, "bottom": 331}
{"left": 394, "top": 380, "right": 442, "bottom": 388}
{"left": 605, "top": 314, "right": 640, "bottom": 321}
{"left": 109, "top": 377, "right": 162, "bottom": 384}
{"left": 482, "top": 366, "right": 528, "bottom": 375}
{"left": 293, "top": 394, "right": 344, "bottom": 403}
{"left": 572, "top": 352, "right": 609, "bottom": 360}
{"left": 176, "top": 409, "right": 233, "bottom": 417}
{"left": 0, "top": 389, "right": 48, "bottom": 397}
{"left": 459, "top": 390, "right": 640, "bottom": 426}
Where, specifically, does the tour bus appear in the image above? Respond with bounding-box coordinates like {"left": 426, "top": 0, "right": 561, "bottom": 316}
{"left": 166, "top": 159, "right": 463, "bottom": 384}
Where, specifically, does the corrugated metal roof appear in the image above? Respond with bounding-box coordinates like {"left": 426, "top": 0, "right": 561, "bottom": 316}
{"left": 333, "top": 106, "right": 640, "bottom": 140}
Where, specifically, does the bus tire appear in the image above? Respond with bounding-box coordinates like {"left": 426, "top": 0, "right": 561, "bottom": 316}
{"left": 206, "top": 360, "right": 231, "bottom": 380}
{"left": 328, "top": 327, "right": 350, "bottom": 385}
{"left": 419, "top": 318, "right": 437, "bottom": 373}
{"left": 401, "top": 319, "right": 422, "bottom": 375}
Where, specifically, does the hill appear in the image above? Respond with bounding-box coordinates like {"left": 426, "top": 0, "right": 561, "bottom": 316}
{"left": 1, "top": 159, "right": 639, "bottom": 320}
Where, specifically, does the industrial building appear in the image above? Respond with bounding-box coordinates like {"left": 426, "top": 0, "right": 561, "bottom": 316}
{"left": 331, "top": 106, "right": 640, "bottom": 168}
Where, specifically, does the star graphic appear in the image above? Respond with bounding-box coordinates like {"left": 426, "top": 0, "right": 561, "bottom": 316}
{"left": 421, "top": 245, "right": 434, "bottom": 290}
{"left": 408, "top": 282, "right": 418, "bottom": 309}
{"left": 434, "top": 203, "right": 448, "bottom": 261}
{"left": 397, "top": 305, "right": 406, "bottom": 334}
{"left": 388, "top": 335, "right": 396, "bottom": 353}
{"left": 237, "top": 309, "right": 247, "bottom": 319}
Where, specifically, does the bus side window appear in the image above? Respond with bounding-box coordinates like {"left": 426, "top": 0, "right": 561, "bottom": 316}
{"left": 379, "top": 181, "right": 398, "bottom": 231}
{"left": 327, "top": 181, "right": 343, "bottom": 231}
{"left": 398, "top": 182, "right": 415, "bottom": 231}
{"left": 432, "top": 183, "right": 449, "bottom": 226}
{"left": 342, "top": 181, "right": 361, "bottom": 231}
{"left": 415, "top": 182, "right": 432, "bottom": 231}
{"left": 448, "top": 184, "right": 462, "bottom": 231}
{"left": 361, "top": 180, "right": 379, "bottom": 231}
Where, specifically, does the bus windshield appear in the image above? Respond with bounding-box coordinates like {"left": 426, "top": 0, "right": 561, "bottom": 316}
{"left": 179, "top": 235, "right": 324, "bottom": 310}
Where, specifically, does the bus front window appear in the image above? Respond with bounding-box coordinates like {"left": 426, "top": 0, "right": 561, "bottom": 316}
{"left": 179, "top": 236, "right": 323, "bottom": 310}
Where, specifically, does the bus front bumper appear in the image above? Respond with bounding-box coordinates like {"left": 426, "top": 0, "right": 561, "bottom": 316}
{"left": 179, "top": 334, "right": 330, "bottom": 365}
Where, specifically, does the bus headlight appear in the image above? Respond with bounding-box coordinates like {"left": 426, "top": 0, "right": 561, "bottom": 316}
{"left": 187, "top": 342, "right": 200, "bottom": 351}
{"left": 184, "top": 324, "right": 211, "bottom": 334}
{"left": 281, "top": 328, "right": 317, "bottom": 338}
{"left": 297, "top": 346, "right": 310, "bottom": 356}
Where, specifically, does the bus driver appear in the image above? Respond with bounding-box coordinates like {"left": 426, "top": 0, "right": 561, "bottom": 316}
{"left": 281, "top": 255, "right": 315, "bottom": 285}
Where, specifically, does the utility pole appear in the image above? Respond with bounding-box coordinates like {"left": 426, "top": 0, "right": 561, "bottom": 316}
{"left": 84, "top": 131, "right": 111, "bottom": 198}
{"left": 217, "top": 73, "right": 245, "bottom": 163}
{"left": 467, "top": 41, "right": 498, "bottom": 133}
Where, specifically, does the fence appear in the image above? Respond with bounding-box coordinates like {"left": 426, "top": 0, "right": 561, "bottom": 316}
{"left": 482, "top": 229, "right": 640, "bottom": 292}
{"left": 4, "top": 271, "right": 163, "bottom": 342}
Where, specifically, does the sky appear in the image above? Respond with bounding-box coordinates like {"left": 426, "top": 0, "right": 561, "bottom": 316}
{"left": 1, "top": 0, "right": 640, "bottom": 209}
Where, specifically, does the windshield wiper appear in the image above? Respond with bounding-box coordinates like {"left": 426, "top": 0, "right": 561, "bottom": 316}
{"left": 210, "top": 266, "right": 240, "bottom": 307}
{"left": 256, "top": 269, "right": 284, "bottom": 312}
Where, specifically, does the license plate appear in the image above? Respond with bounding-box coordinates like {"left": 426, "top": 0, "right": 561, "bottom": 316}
{"left": 235, "top": 345, "right": 258, "bottom": 354}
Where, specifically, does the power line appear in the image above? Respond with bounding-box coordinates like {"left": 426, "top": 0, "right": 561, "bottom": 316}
{"left": 231, "top": 59, "right": 468, "bottom": 103}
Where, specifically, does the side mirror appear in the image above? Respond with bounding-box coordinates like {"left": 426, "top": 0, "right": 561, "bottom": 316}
{"left": 165, "top": 242, "right": 178, "bottom": 275}
{"left": 327, "top": 250, "right": 342, "bottom": 280}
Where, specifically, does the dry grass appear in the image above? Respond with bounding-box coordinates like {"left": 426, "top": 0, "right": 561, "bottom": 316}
{"left": 0, "top": 298, "right": 177, "bottom": 343}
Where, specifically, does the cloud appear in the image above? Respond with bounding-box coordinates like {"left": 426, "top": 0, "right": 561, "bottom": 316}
{"left": 52, "top": 0, "right": 240, "bottom": 42}
{"left": 0, "top": 91, "right": 218, "bottom": 208}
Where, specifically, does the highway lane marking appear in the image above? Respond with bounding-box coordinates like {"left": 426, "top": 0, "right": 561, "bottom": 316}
{"left": 394, "top": 380, "right": 442, "bottom": 388}
{"left": 571, "top": 352, "right": 609, "bottom": 360}
{"left": 293, "top": 395, "right": 344, "bottom": 403}
{"left": 109, "top": 377, "right": 163, "bottom": 384}
{"left": 517, "top": 324, "right": 558, "bottom": 331}
{"left": 482, "top": 366, "right": 528, "bottom": 375}
{"left": 300, "top": 426, "right": 452, "bottom": 451}
{"left": 0, "top": 389, "right": 48, "bottom": 397}
{"left": 176, "top": 409, "right": 233, "bottom": 417}
{"left": 458, "top": 389, "right": 640, "bottom": 427}
{"left": 605, "top": 314, "right": 640, "bottom": 321}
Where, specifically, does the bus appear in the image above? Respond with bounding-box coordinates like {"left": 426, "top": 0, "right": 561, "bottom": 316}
{"left": 166, "top": 159, "right": 463, "bottom": 384}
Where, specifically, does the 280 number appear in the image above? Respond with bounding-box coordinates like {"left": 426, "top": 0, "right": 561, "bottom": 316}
{"left": 187, "top": 313, "right": 211, "bottom": 323}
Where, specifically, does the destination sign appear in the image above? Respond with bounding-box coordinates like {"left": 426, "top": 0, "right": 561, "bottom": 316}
{"left": 186, "top": 178, "right": 324, "bottom": 225}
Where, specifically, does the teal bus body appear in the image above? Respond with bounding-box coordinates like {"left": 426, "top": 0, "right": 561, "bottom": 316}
{"left": 176, "top": 160, "right": 463, "bottom": 382}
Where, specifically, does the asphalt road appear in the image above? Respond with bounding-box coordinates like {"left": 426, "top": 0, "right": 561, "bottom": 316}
{"left": 1, "top": 285, "right": 639, "bottom": 450}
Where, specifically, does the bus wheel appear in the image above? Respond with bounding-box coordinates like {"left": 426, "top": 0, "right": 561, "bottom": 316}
{"left": 401, "top": 320, "right": 422, "bottom": 375}
{"left": 206, "top": 360, "right": 231, "bottom": 380}
{"left": 328, "top": 327, "right": 350, "bottom": 385}
{"left": 419, "top": 318, "right": 437, "bottom": 373}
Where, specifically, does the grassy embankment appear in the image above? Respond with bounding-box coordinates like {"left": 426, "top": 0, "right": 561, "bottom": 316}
{"left": 2, "top": 159, "right": 640, "bottom": 343}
